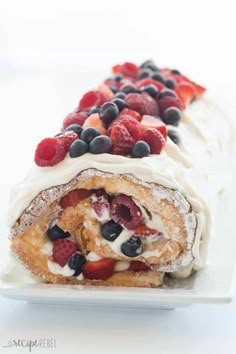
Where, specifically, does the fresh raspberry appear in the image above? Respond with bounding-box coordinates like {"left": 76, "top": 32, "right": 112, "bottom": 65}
{"left": 61, "top": 111, "right": 88, "bottom": 131}
{"left": 158, "top": 96, "right": 183, "bottom": 116}
{"left": 111, "top": 195, "right": 142, "bottom": 230}
{"left": 141, "top": 115, "right": 167, "bottom": 140}
{"left": 110, "top": 145, "right": 131, "bottom": 156}
{"left": 60, "top": 189, "right": 94, "bottom": 208}
{"left": 109, "top": 121, "right": 134, "bottom": 152}
{"left": 125, "top": 92, "right": 159, "bottom": 116}
{"left": 119, "top": 62, "right": 140, "bottom": 79}
{"left": 53, "top": 239, "right": 78, "bottom": 267}
{"left": 58, "top": 131, "right": 78, "bottom": 151}
{"left": 129, "top": 261, "right": 149, "bottom": 271}
{"left": 79, "top": 90, "right": 108, "bottom": 111}
{"left": 120, "top": 108, "right": 142, "bottom": 122}
{"left": 134, "top": 224, "right": 161, "bottom": 237}
{"left": 136, "top": 78, "right": 165, "bottom": 91}
{"left": 118, "top": 115, "right": 141, "bottom": 143}
{"left": 34, "top": 137, "right": 66, "bottom": 167}
{"left": 143, "top": 128, "right": 165, "bottom": 154}
{"left": 82, "top": 258, "right": 115, "bottom": 280}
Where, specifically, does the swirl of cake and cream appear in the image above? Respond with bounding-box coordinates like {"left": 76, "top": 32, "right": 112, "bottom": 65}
{"left": 6, "top": 95, "right": 234, "bottom": 277}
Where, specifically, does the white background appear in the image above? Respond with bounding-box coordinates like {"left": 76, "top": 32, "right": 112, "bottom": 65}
{"left": 0, "top": 1, "right": 236, "bottom": 353}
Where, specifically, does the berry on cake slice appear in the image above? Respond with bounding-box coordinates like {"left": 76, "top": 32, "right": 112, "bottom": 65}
{"left": 143, "top": 128, "right": 165, "bottom": 154}
{"left": 53, "top": 239, "right": 78, "bottom": 267}
{"left": 58, "top": 131, "right": 78, "bottom": 151}
{"left": 119, "top": 108, "right": 142, "bottom": 122}
{"left": 125, "top": 92, "right": 159, "bottom": 116}
{"left": 82, "top": 258, "right": 115, "bottom": 280}
{"left": 175, "top": 82, "right": 196, "bottom": 106}
{"left": 82, "top": 113, "right": 107, "bottom": 135}
{"left": 158, "top": 96, "right": 184, "bottom": 115}
{"left": 62, "top": 111, "right": 88, "bottom": 131}
{"left": 60, "top": 189, "right": 94, "bottom": 208}
{"left": 111, "top": 195, "right": 142, "bottom": 229}
{"left": 140, "top": 115, "right": 167, "bottom": 140}
{"left": 34, "top": 137, "right": 66, "bottom": 167}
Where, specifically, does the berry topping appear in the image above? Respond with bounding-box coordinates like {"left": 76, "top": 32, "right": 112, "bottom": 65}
{"left": 68, "top": 253, "right": 87, "bottom": 276}
{"left": 114, "top": 74, "right": 124, "bottom": 82}
{"left": 58, "top": 131, "right": 78, "bottom": 151}
{"left": 158, "top": 96, "right": 183, "bottom": 116}
{"left": 137, "top": 78, "right": 165, "bottom": 91}
{"left": 119, "top": 108, "right": 142, "bottom": 122}
{"left": 34, "top": 137, "right": 66, "bottom": 167}
{"left": 82, "top": 113, "right": 106, "bottom": 135}
{"left": 168, "top": 129, "right": 181, "bottom": 145}
{"left": 150, "top": 72, "right": 165, "bottom": 84}
{"left": 140, "top": 115, "right": 167, "bottom": 140}
{"left": 143, "top": 128, "right": 165, "bottom": 154}
{"left": 140, "top": 84, "right": 158, "bottom": 98}
{"left": 121, "top": 236, "right": 142, "bottom": 257}
{"left": 89, "top": 136, "right": 112, "bottom": 154}
{"left": 115, "top": 91, "right": 126, "bottom": 99}
{"left": 165, "top": 78, "right": 176, "bottom": 89}
{"left": 82, "top": 258, "right": 115, "bottom": 280}
{"left": 112, "top": 98, "right": 127, "bottom": 112}
{"left": 100, "top": 102, "right": 119, "bottom": 126}
{"left": 80, "top": 127, "right": 100, "bottom": 144}
{"left": 119, "top": 62, "right": 140, "bottom": 79}
{"left": 117, "top": 115, "right": 141, "bottom": 142}
{"left": 111, "top": 195, "right": 142, "bottom": 229}
{"left": 97, "top": 83, "right": 115, "bottom": 101}
{"left": 175, "top": 82, "right": 196, "bottom": 106}
{"left": 134, "top": 224, "right": 159, "bottom": 237}
{"left": 129, "top": 261, "right": 149, "bottom": 271}
{"left": 101, "top": 220, "right": 123, "bottom": 242}
{"left": 162, "top": 107, "right": 182, "bottom": 126}
{"left": 131, "top": 141, "right": 150, "bottom": 158}
{"left": 69, "top": 139, "right": 88, "bottom": 158}
{"left": 111, "top": 145, "right": 131, "bottom": 156}
{"left": 109, "top": 122, "right": 134, "bottom": 155}
{"left": 53, "top": 239, "right": 78, "bottom": 267}
{"left": 47, "top": 224, "right": 70, "bottom": 242}
{"left": 60, "top": 189, "right": 93, "bottom": 209}
{"left": 159, "top": 88, "right": 178, "bottom": 99}
{"left": 137, "top": 68, "right": 153, "bottom": 80}
{"left": 89, "top": 106, "right": 101, "bottom": 115}
{"left": 62, "top": 111, "right": 88, "bottom": 131}
{"left": 120, "top": 84, "right": 138, "bottom": 94}
{"left": 125, "top": 92, "right": 159, "bottom": 116}
{"left": 64, "top": 124, "right": 83, "bottom": 137}
{"left": 79, "top": 90, "right": 108, "bottom": 111}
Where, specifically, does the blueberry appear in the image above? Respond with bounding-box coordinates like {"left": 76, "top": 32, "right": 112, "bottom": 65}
{"left": 68, "top": 253, "right": 87, "bottom": 276}
{"left": 80, "top": 127, "right": 100, "bottom": 144}
{"left": 109, "top": 85, "right": 118, "bottom": 94}
{"left": 151, "top": 72, "right": 165, "bottom": 84}
{"left": 140, "top": 60, "right": 159, "bottom": 71}
{"left": 165, "top": 78, "right": 176, "bottom": 89}
{"left": 89, "top": 106, "right": 101, "bottom": 115}
{"left": 114, "top": 74, "right": 123, "bottom": 82}
{"left": 131, "top": 141, "right": 150, "bottom": 158}
{"left": 89, "top": 135, "right": 112, "bottom": 154}
{"left": 168, "top": 129, "right": 181, "bottom": 145}
{"left": 65, "top": 124, "right": 83, "bottom": 137}
{"left": 140, "top": 84, "right": 158, "bottom": 98}
{"left": 120, "top": 84, "right": 138, "bottom": 94}
{"left": 171, "top": 69, "right": 181, "bottom": 75}
{"left": 101, "top": 220, "right": 123, "bottom": 242}
{"left": 112, "top": 98, "right": 127, "bottom": 112}
{"left": 115, "top": 91, "right": 127, "bottom": 99}
{"left": 137, "top": 68, "right": 153, "bottom": 80}
{"left": 162, "top": 107, "right": 182, "bottom": 126}
{"left": 69, "top": 139, "right": 88, "bottom": 157}
{"left": 158, "top": 88, "right": 177, "bottom": 99}
{"left": 47, "top": 225, "right": 70, "bottom": 242}
{"left": 100, "top": 102, "right": 119, "bottom": 126}
{"left": 121, "top": 236, "right": 142, "bottom": 257}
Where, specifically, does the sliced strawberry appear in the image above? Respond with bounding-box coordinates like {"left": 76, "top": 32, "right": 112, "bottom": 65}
{"left": 134, "top": 224, "right": 158, "bottom": 237}
{"left": 82, "top": 258, "right": 115, "bottom": 280}
{"left": 60, "top": 189, "right": 94, "bottom": 209}
{"left": 129, "top": 261, "right": 149, "bottom": 271}
{"left": 175, "top": 82, "right": 196, "bottom": 106}
{"left": 112, "top": 64, "right": 122, "bottom": 74}
{"left": 119, "top": 62, "right": 140, "bottom": 79}
{"left": 97, "top": 83, "right": 115, "bottom": 101}
{"left": 119, "top": 108, "right": 142, "bottom": 122}
{"left": 140, "top": 115, "right": 167, "bottom": 140}
{"left": 82, "top": 113, "right": 107, "bottom": 135}
{"left": 190, "top": 81, "right": 206, "bottom": 97}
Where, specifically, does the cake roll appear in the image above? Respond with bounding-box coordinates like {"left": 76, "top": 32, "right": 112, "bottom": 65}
{"left": 7, "top": 60, "right": 233, "bottom": 287}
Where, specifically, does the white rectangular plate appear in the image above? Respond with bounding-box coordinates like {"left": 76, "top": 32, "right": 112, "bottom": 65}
{"left": 0, "top": 182, "right": 236, "bottom": 310}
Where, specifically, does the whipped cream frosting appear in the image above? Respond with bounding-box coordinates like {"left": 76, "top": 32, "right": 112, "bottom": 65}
{"left": 7, "top": 95, "right": 234, "bottom": 274}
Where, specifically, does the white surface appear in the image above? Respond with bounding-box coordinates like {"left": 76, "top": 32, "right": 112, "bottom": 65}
{"left": 1, "top": 1, "right": 236, "bottom": 353}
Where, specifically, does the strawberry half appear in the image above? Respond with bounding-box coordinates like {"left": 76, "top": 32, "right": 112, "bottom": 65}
{"left": 129, "top": 261, "right": 149, "bottom": 271}
{"left": 82, "top": 258, "right": 115, "bottom": 280}
{"left": 60, "top": 189, "right": 94, "bottom": 208}
{"left": 140, "top": 115, "right": 167, "bottom": 140}
{"left": 134, "top": 224, "right": 159, "bottom": 237}
{"left": 175, "top": 82, "right": 196, "bottom": 106}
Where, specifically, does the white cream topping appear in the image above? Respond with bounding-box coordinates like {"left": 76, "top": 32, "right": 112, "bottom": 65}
{"left": 7, "top": 96, "right": 235, "bottom": 275}
{"left": 114, "top": 261, "right": 130, "bottom": 272}
{"left": 47, "top": 260, "right": 75, "bottom": 277}
{"left": 86, "top": 251, "right": 102, "bottom": 262}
